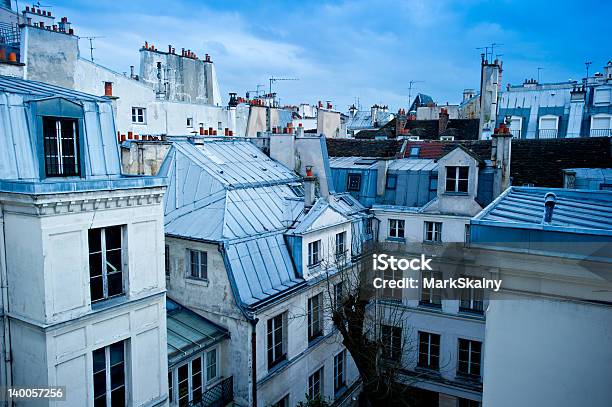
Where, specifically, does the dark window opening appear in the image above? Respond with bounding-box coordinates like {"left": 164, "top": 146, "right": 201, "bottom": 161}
{"left": 347, "top": 173, "right": 362, "bottom": 191}
{"left": 43, "top": 116, "right": 80, "bottom": 177}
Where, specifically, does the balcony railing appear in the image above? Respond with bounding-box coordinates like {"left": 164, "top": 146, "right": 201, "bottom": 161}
{"left": 537, "top": 129, "right": 558, "bottom": 139}
{"left": 510, "top": 129, "right": 521, "bottom": 138}
{"left": 590, "top": 129, "right": 612, "bottom": 137}
{"left": 189, "top": 376, "right": 233, "bottom": 407}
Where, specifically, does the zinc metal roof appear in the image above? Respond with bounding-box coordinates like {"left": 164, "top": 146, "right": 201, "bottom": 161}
{"left": 225, "top": 233, "right": 304, "bottom": 307}
{"left": 166, "top": 298, "right": 229, "bottom": 367}
{"left": 329, "top": 156, "right": 380, "bottom": 170}
{"left": 473, "top": 187, "right": 612, "bottom": 234}
{"left": 0, "top": 74, "right": 106, "bottom": 101}
{"left": 346, "top": 110, "right": 394, "bottom": 130}
{"left": 388, "top": 158, "right": 437, "bottom": 171}
{"left": 160, "top": 139, "right": 306, "bottom": 308}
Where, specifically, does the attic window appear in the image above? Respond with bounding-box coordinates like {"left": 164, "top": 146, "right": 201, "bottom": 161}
{"left": 289, "top": 184, "right": 304, "bottom": 197}
{"left": 409, "top": 146, "right": 420, "bottom": 157}
{"left": 347, "top": 173, "right": 361, "bottom": 192}
{"left": 386, "top": 174, "right": 397, "bottom": 190}
{"left": 445, "top": 166, "right": 469, "bottom": 193}
{"left": 43, "top": 117, "right": 80, "bottom": 177}
{"left": 355, "top": 158, "right": 377, "bottom": 166}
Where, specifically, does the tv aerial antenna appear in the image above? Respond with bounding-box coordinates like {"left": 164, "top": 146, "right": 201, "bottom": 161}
{"left": 81, "top": 36, "right": 105, "bottom": 62}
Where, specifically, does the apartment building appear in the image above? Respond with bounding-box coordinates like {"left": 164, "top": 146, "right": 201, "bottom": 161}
{"left": 0, "top": 75, "right": 168, "bottom": 406}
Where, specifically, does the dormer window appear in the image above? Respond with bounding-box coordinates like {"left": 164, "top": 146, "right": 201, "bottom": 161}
{"left": 347, "top": 173, "right": 361, "bottom": 192}
{"left": 43, "top": 116, "right": 80, "bottom": 177}
{"left": 445, "top": 166, "right": 468, "bottom": 193}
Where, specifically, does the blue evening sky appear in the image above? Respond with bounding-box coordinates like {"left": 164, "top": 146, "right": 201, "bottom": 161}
{"left": 49, "top": 0, "right": 611, "bottom": 111}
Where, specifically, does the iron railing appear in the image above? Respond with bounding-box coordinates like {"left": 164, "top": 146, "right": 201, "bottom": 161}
{"left": 0, "top": 22, "right": 20, "bottom": 62}
{"left": 537, "top": 129, "right": 558, "bottom": 139}
{"left": 590, "top": 129, "right": 612, "bottom": 137}
{"left": 189, "top": 376, "right": 233, "bottom": 407}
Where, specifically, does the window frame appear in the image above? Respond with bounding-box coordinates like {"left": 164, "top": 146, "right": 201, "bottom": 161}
{"left": 307, "top": 240, "right": 322, "bottom": 268}
{"left": 308, "top": 366, "right": 325, "bottom": 399}
{"left": 388, "top": 218, "right": 405, "bottom": 240}
{"left": 186, "top": 117, "right": 194, "bottom": 128}
{"left": 267, "top": 312, "right": 287, "bottom": 369}
{"left": 335, "top": 231, "right": 347, "bottom": 259}
{"left": 42, "top": 116, "right": 81, "bottom": 178}
{"left": 459, "top": 281, "right": 484, "bottom": 315}
{"left": 167, "top": 347, "right": 220, "bottom": 406}
{"left": 424, "top": 221, "right": 442, "bottom": 243}
{"left": 188, "top": 249, "right": 208, "bottom": 280}
{"left": 381, "top": 324, "right": 402, "bottom": 361}
{"left": 334, "top": 349, "right": 347, "bottom": 393}
{"left": 417, "top": 331, "right": 441, "bottom": 371}
{"left": 445, "top": 166, "right": 469, "bottom": 194}
{"left": 88, "top": 225, "right": 126, "bottom": 304}
{"left": 131, "top": 107, "right": 146, "bottom": 124}
{"left": 93, "top": 340, "right": 126, "bottom": 407}
{"left": 420, "top": 270, "right": 442, "bottom": 308}
{"left": 593, "top": 87, "right": 612, "bottom": 105}
{"left": 385, "top": 174, "right": 398, "bottom": 190}
{"left": 307, "top": 293, "right": 323, "bottom": 342}
{"left": 347, "top": 173, "right": 362, "bottom": 192}
{"left": 457, "top": 338, "right": 482, "bottom": 378}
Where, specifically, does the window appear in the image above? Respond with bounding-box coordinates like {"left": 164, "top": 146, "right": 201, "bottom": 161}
{"left": 165, "top": 245, "right": 170, "bottom": 277}
{"left": 590, "top": 114, "right": 612, "bottom": 137}
{"left": 131, "top": 107, "right": 146, "bottom": 124}
{"left": 409, "top": 146, "right": 420, "bottom": 158}
{"left": 168, "top": 371, "right": 173, "bottom": 403}
{"left": 334, "top": 350, "right": 346, "bottom": 393}
{"left": 347, "top": 173, "right": 361, "bottom": 191}
{"left": 424, "top": 221, "right": 442, "bottom": 243}
{"left": 308, "top": 367, "right": 324, "bottom": 399}
{"left": 335, "top": 231, "right": 346, "bottom": 259}
{"left": 186, "top": 117, "right": 193, "bottom": 128}
{"left": 308, "top": 240, "right": 321, "bottom": 267}
{"left": 365, "top": 218, "right": 373, "bottom": 235}
{"left": 459, "top": 279, "right": 484, "bottom": 314}
{"left": 175, "top": 357, "right": 203, "bottom": 407}
{"left": 382, "top": 267, "right": 402, "bottom": 301}
{"left": 418, "top": 331, "right": 440, "bottom": 370}
{"left": 388, "top": 219, "right": 405, "bottom": 239}
{"left": 458, "top": 339, "right": 482, "bottom": 378}
{"left": 89, "top": 226, "right": 125, "bottom": 303}
{"left": 42, "top": 116, "right": 80, "bottom": 177}
{"left": 458, "top": 398, "right": 481, "bottom": 407}
{"left": 593, "top": 88, "right": 611, "bottom": 105}
{"left": 538, "top": 115, "right": 558, "bottom": 138}
{"left": 93, "top": 341, "right": 126, "bottom": 407}
{"left": 271, "top": 395, "right": 290, "bottom": 407}
{"left": 189, "top": 249, "right": 207, "bottom": 280}
{"left": 308, "top": 293, "right": 323, "bottom": 341}
{"left": 446, "top": 166, "right": 469, "bottom": 193}
{"left": 333, "top": 282, "right": 344, "bottom": 309}
{"left": 217, "top": 121, "right": 223, "bottom": 130}
{"left": 267, "top": 313, "right": 287, "bottom": 369}
{"left": 381, "top": 324, "right": 402, "bottom": 361}
{"left": 509, "top": 116, "right": 522, "bottom": 138}
{"left": 206, "top": 349, "right": 218, "bottom": 382}
{"left": 386, "top": 174, "right": 398, "bottom": 190}
{"left": 420, "top": 270, "right": 442, "bottom": 308}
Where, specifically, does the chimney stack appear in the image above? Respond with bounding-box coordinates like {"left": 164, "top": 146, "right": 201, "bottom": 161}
{"left": 491, "top": 121, "right": 512, "bottom": 198}
{"left": 304, "top": 166, "right": 316, "bottom": 210}
{"left": 438, "top": 108, "right": 449, "bottom": 135}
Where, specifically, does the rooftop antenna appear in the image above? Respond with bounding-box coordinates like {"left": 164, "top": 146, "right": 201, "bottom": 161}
{"left": 408, "top": 80, "right": 424, "bottom": 107}
{"left": 246, "top": 84, "right": 264, "bottom": 99}
{"left": 81, "top": 36, "right": 105, "bottom": 62}
{"left": 268, "top": 76, "right": 298, "bottom": 94}
{"left": 537, "top": 67, "right": 544, "bottom": 83}
{"left": 490, "top": 42, "right": 503, "bottom": 60}
{"left": 476, "top": 46, "right": 490, "bottom": 61}
{"left": 585, "top": 61, "right": 592, "bottom": 81}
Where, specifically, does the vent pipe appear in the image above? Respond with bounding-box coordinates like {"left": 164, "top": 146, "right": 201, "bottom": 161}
{"left": 543, "top": 193, "right": 557, "bottom": 224}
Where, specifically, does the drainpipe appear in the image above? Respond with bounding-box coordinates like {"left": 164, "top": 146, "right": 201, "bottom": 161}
{"left": 0, "top": 204, "right": 13, "bottom": 394}
{"left": 250, "top": 318, "right": 258, "bottom": 407}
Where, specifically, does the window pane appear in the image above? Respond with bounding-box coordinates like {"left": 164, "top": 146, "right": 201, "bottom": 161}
{"left": 105, "top": 226, "right": 122, "bottom": 250}
{"left": 178, "top": 364, "right": 189, "bottom": 406}
{"left": 207, "top": 349, "right": 217, "bottom": 381}
{"left": 90, "top": 276, "right": 104, "bottom": 302}
{"left": 168, "top": 371, "right": 173, "bottom": 402}
{"left": 110, "top": 386, "right": 125, "bottom": 407}
{"left": 192, "top": 357, "right": 202, "bottom": 400}
{"left": 89, "top": 253, "right": 103, "bottom": 277}
{"left": 459, "top": 166, "right": 469, "bottom": 179}
{"left": 106, "top": 249, "right": 122, "bottom": 273}
{"left": 88, "top": 229, "right": 102, "bottom": 253}
{"left": 107, "top": 272, "right": 123, "bottom": 297}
